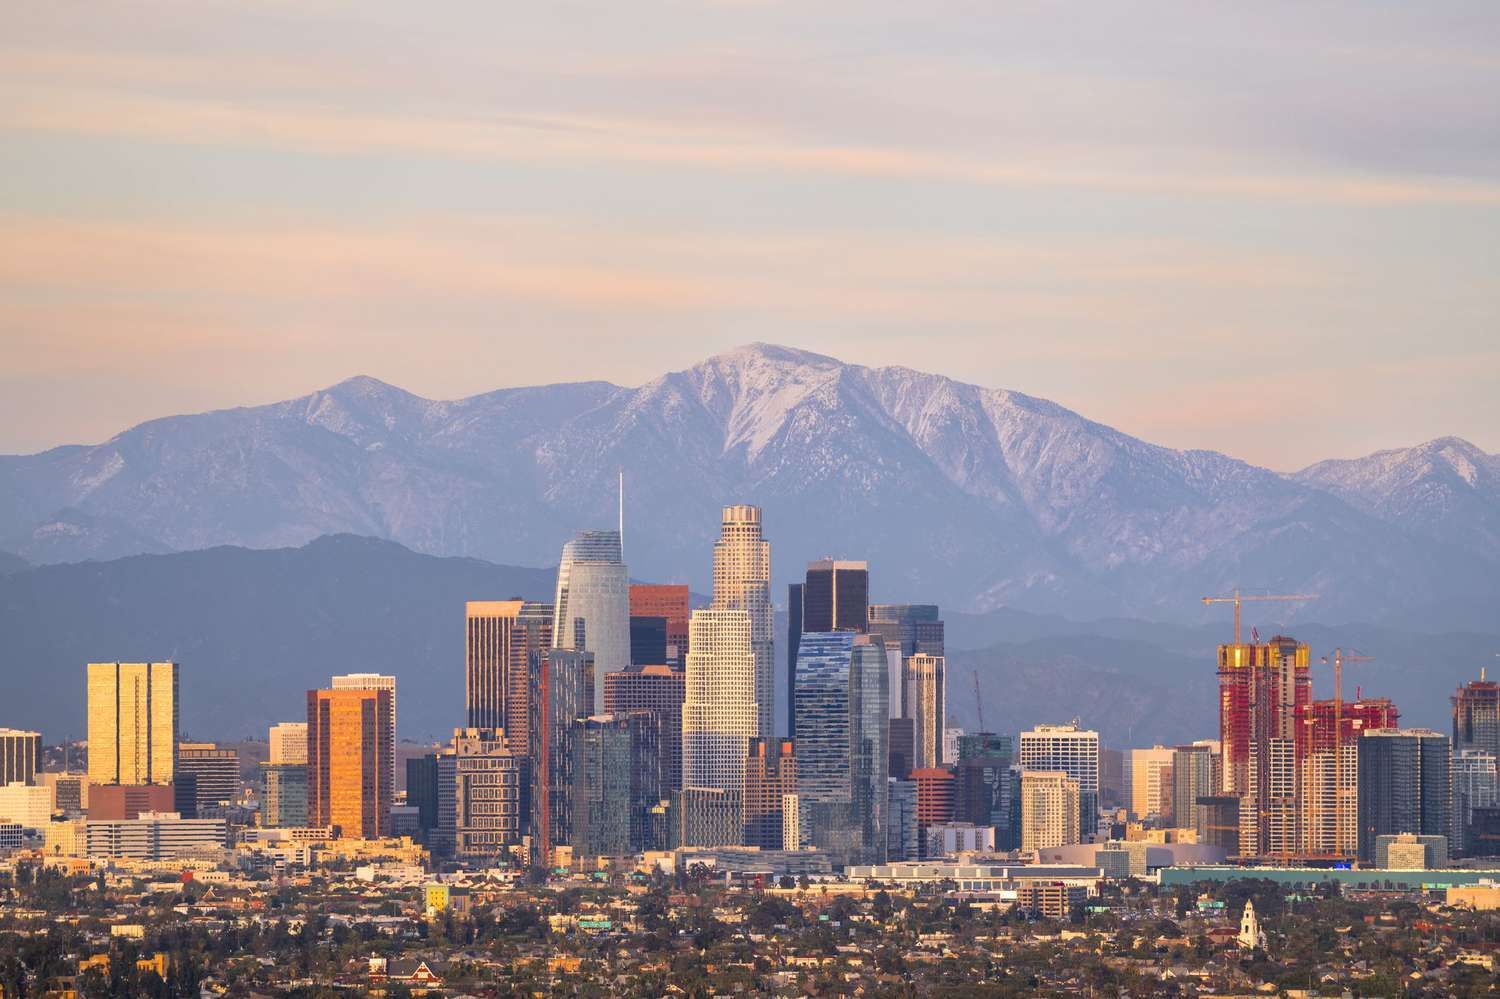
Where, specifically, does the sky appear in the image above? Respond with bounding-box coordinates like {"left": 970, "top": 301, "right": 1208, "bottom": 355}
{"left": 2, "top": 2, "right": 1497, "bottom": 471}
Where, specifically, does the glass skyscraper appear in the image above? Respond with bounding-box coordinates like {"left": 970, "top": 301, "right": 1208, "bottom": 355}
{"left": 553, "top": 530, "right": 629, "bottom": 716}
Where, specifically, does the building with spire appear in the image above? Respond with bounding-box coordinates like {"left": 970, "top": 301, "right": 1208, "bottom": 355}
{"left": 552, "top": 530, "right": 629, "bottom": 716}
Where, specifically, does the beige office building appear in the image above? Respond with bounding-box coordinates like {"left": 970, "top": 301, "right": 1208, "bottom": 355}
{"left": 905, "top": 653, "right": 946, "bottom": 769}
{"left": 1125, "top": 745, "right": 1176, "bottom": 820}
{"left": 86, "top": 662, "right": 178, "bottom": 787}
{"left": 268, "top": 722, "right": 308, "bottom": 766}
{"left": 682, "top": 608, "right": 760, "bottom": 798}
{"left": 1020, "top": 770, "right": 1081, "bottom": 852}
{"left": 711, "top": 505, "right": 774, "bottom": 739}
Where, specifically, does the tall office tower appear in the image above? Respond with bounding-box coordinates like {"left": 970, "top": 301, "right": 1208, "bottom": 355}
{"left": 605, "top": 664, "right": 686, "bottom": 794}
{"left": 629, "top": 616, "right": 668, "bottom": 667}
{"left": 261, "top": 761, "right": 308, "bottom": 828}
{"left": 911, "top": 767, "right": 955, "bottom": 858}
{"left": 1018, "top": 723, "right": 1100, "bottom": 835}
{"left": 743, "top": 738, "right": 796, "bottom": 849}
{"left": 332, "top": 673, "right": 397, "bottom": 790}
{"left": 1172, "top": 742, "right": 1218, "bottom": 836}
{"left": 629, "top": 584, "right": 690, "bottom": 668}
{"left": 528, "top": 648, "right": 594, "bottom": 866}
{"left": 1124, "top": 746, "right": 1175, "bottom": 820}
{"left": 793, "top": 632, "right": 889, "bottom": 866}
{"left": 1453, "top": 677, "right": 1500, "bottom": 756}
{"left": 1020, "top": 771, "right": 1082, "bottom": 852}
{"left": 86, "top": 662, "right": 179, "bottom": 787}
{"left": 553, "top": 529, "right": 629, "bottom": 716}
{"left": 1197, "top": 795, "right": 1242, "bottom": 855}
{"left": 682, "top": 609, "right": 759, "bottom": 804}
{"left": 1295, "top": 697, "right": 1399, "bottom": 858}
{"left": 888, "top": 717, "right": 916, "bottom": 780}
{"left": 906, "top": 653, "right": 947, "bottom": 769}
{"left": 405, "top": 754, "right": 439, "bottom": 843}
{"left": 466, "top": 600, "right": 553, "bottom": 756}
{"left": 1216, "top": 635, "right": 1311, "bottom": 858}
{"left": 788, "top": 559, "right": 868, "bottom": 737}
{"left": 954, "top": 750, "right": 1012, "bottom": 831}
{"left": 1356, "top": 728, "right": 1450, "bottom": 864}
{"left": 268, "top": 722, "right": 308, "bottom": 765}
{"left": 177, "top": 743, "right": 239, "bottom": 815}
{"left": 1099, "top": 748, "right": 1125, "bottom": 810}
{"left": 957, "top": 732, "right": 1013, "bottom": 762}
{"left": 1452, "top": 750, "right": 1499, "bottom": 858}
{"left": 786, "top": 583, "right": 803, "bottom": 736}
{"left": 0, "top": 783, "right": 51, "bottom": 831}
{"left": 887, "top": 778, "right": 919, "bottom": 861}
{"left": 867, "top": 604, "right": 945, "bottom": 658}
{"left": 307, "top": 687, "right": 393, "bottom": 839}
{"left": 0, "top": 730, "right": 42, "bottom": 786}
{"left": 711, "top": 505, "right": 774, "bottom": 740}
{"left": 451, "top": 727, "right": 526, "bottom": 863}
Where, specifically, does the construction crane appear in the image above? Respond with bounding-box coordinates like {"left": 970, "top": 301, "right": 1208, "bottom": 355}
{"left": 1319, "top": 647, "right": 1375, "bottom": 860}
{"left": 1201, "top": 589, "right": 1319, "bottom": 645}
{"left": 972, "top": 669, "right": 986, "bottom": 734}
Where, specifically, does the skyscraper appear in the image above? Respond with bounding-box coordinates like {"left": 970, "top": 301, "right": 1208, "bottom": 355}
{"left": 1124, "top": 746, "right": 1175, "bottom": 820}
{"left": 261, "top": 761, "right": 307, "bottom": 828}
{"left": 682, "top": 608, "right": 759, "bottom": 804}
{"left": 307, "top": 687, "right": 393, "bottom": 839}
{"left": 331, "top": 673, "right": 397, "bottom": 792}
{"left": 711, "top": 505, "right": 774, "bottom": 739}
{"left": 176, "top": 743, "right": 239, "bottom": 816}
{"left": 743, "top": 737, "right": 796, "bottom": 850}
{"left": 87, "top": 662, "right": 178, "bottom": 787}
{"left": 0, "top": 730, "right": 42, "bottom": 786}
{"left": 1296, "top": 697, "right": 1398, "bottom": 858}
{"left": 572, "top": 712, "right": 662, "bottom": 859}
{"left": 466, "top": 600, "right": 553, "bottom": 755}
{"left": 906, "top": 653, "right": 946, "bottom": 769}
{"left": 867, "top": 604, "right": 945, "bottom": 683}
{"left": 629, "top": 583, "right": 690, "bottom": 668}
{"left": 604, "top": 664, "right": 686, "bottom": 793}
{"left": 1452, "top": 749, "right": 1498, "bottom": 858}
{"left": 1356, "top": 728, "right": 1450, "bottom": 864}
{"left": 528, "top": 648, "right": 594, "bottom": 866}
{"left": 1172, "top": 742, "right": 1218, "bottom": 837}
{"left": 792, "top": 631, "right": 889, "bottom": 866}
{"left": 788, "top": 559, "right": 868, "bottom": 737}
{"left": 1453, "top": 678, "right": 1500, "bottom": 757}
{"left": 1018, "top": 723, "right": 1099, "bottom": 835}
{"left": 553, "top": 530, "right": 630, "bottom": 716}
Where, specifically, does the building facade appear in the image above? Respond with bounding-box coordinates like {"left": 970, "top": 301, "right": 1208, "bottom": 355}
{"left": 1124, "top": 746, "right": 1175, "bottom": 821}
{"left": 451, "top": 727, "right": 526, "bottom": 862}
{"left": 604, "top": 664, "right": 686, "bottom": 794}
{"left": 711, "top": 505, "right": 775, "bottom": 739}
{"left": 465, "top": 600, "right": 552, "bottom": 755}
{"left": 1020, "top": 771, "right": 1082, "bottom": 853}
{"left": 682, "top": 608, "right": 759, "bottom": 805}
{"left": 744, "top": 737, "right": 796, "bottom": 850}
{"left": 261, "top": 762, "right": 308, "bottom": 828}
{"left": 0, "top": 730, "right": 42, "bottom": 786}
{"left": 176, "top": 743, "right": 239, "bottom": 816}
{"left": 87, "top": 662, "right": 179, "bottom": 787}
{"left": 1356, "top": 728, "right": 1450, "bottom": 864}
{"left": 306, "top": 687, "right": 393, "bottom": 839}
{"left": 629, "top": 583, "right": 690, "bottom": 668}
{"left": 528, "top": 648, "right": 594, "bottom": 866}
{"left": 1018, "top": 723, "right": 1099, "bottom": 834}
{"left": 553, "top": 530, "right": 629, "bottom": 716}
{"left": 788, "top": 559, "right": 867, "bottom": 737}
{"left": 906, "top": 653, "right": 946, "bottom": 770}
{"left": 268, "top": 722, "right": 308, "bottom": 765}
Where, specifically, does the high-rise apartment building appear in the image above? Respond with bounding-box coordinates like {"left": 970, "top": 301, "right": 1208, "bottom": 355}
{"left": 1217, "top": 635, "right": 1311, "bottom": 858}
{"left": 711, "top": 505, "right": 774, "bottom": 739}
{"left": 1124, "top": 746, "right": 1175, "bottom": 820}
{"left": 528, "top": 648, "right": 594, "bottom": 866}
{"left": 1171, "top": 742, "right": 1218, "bottom": 837}
{"left": 1453, "top": 678, "right": 1500, "bottom": 757}
{"left": 1018, "top": 723, "right": 1099, "bottom": 834}
{"left": 906, "top": 653, "right": 946, "bottom": 769}
{"left": 788, "top": 559, "right": 867, "bottom": 737}
{"left": 86, "top": 662, "right": 179, "bottom": 787}
{"left": 451, "top": 727, "right": 526, "bottom": 862}
{"left": 0, "top": 730, "right": 42, "bottom": 786}
{"left": 268, "top": 722, "right": 308, "bottom": 765}
{"left": 465, "top": 600, "right": 553, "bottom": 755}
{"left": 629, "top": 583, "right": 690, "bottom": 668}
{"left": 306, "top": 687, "right": 393, "bottom": 839}
{"left": 553, "top": 530, "right": 629, "bottom": 716}
{"left": 604, "top": 664, "right": 686, "bottom": 794}
{"left": 793, "top": 632, "right": 889, "bottom": 866}
{"left": 1356, "top": 728, "right": 1450, "bottom": 864}
{"left": 1452, "top": 750, "right": 1499, "bottom": 858}
{"left": 682, "top": 609, "right": 759, "bottom": 808}
{"left": 572, "top": 713, "right": 663, "bottom": 859}
{"left": 744, "top": 737, "right": 796, "bottom": 850}
{"left": 1295, "top": 698, "right": 1398, "bottom": 859}
{"left": 1020, "top": 771, "right": 1082, "bottom": 852}
{"left": 177, "top": 743, "right": 239, "bottom": 816}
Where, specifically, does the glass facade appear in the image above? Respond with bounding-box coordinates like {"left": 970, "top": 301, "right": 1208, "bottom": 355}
{"left": 261, "top": 762, "right": 308, "bottom": 827}
{"left": 553, "top": 530, "right": 629, "bottom": 716}
{"left": 306, "top": 687, "right": 393, "bottom": 839}
{"left": 1356, "top": 728, "right": 1451, "bottom": 864}
{"left": 87, "top": 661, "right": 179, "bottom": 787}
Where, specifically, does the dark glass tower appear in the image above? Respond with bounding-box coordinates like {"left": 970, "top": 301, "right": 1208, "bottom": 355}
{"left": 1356, "top": 728, "right": 1450, "bottom": 864}
{"left": 787, "top": 583, "right": 803, "bottom": 737}
{"left": 788, "top": 561, "right": 868, "bottom": 738}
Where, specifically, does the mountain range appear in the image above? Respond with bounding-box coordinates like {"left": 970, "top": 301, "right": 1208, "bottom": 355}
{"left": 2, "top": 534, "right": 1492, "bottom": 747}
{"left": 3, "top": 343, "right": 1497, "bottom": 627}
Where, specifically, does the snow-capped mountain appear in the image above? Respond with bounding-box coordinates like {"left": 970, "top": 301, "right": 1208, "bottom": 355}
{"left": 2, "top": 343, "right": 1495, "bottom": 624}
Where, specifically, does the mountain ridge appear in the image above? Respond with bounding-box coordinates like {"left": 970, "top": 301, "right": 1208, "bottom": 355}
{"left": 1, "top": 343, "right": 1495, "bottom": 624}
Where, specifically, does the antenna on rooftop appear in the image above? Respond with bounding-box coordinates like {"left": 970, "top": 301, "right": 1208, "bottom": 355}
{"left": 618, "top": 466, "right": 625, "bottom": 556}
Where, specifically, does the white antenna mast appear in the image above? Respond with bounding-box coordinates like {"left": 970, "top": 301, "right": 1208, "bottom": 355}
{"left": 618, "top": 466, "right": 624, "bottom": 556}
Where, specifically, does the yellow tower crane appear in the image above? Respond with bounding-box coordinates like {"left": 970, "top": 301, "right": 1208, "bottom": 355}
{"left": 1201, "top": 589, "right": 1319, "bottom": 645}
{"left": 1319, "top": 647, "right": 1375, "bottom": 859}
